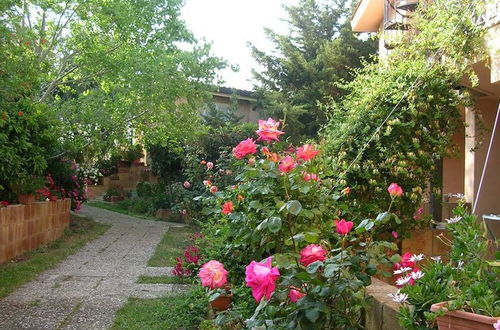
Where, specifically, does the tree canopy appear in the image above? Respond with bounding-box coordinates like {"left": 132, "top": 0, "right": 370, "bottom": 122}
{"left": 250, "top": 0, "right": 377, "bottom": 141}
{"left": 1, "top": 0, "right": 225, "bottom": 162}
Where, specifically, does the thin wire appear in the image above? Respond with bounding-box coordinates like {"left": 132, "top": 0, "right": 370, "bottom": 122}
{"left": 472, "top": 103, "right": 500, "bottom": 214}
{"left": 330, "top": 1, "right": 476, "bottom": 191}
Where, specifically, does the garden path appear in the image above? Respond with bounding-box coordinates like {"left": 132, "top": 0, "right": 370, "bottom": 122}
{"left": 0, "top": 205, "right": 186, "bottom": 329}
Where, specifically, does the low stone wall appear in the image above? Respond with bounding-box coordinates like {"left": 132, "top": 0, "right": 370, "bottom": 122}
{"left": 365, "top": 278, "right": 402, "bottom": 330}
{"left": 0, "top": 199, "right": 71, "bottom": 263}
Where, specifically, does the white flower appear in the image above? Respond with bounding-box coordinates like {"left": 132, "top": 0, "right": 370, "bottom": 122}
{"left": 411, "top": 270, "right": 425, "bottom": 280}
{"left": 446, "top": 216, "right": 461, "bottom": 224}
{"left": 393, "top": 267, "right": 413, "bottom": 275}
{"left": 396, "top": 275, "right": 412, "bottom": 286}
{"left": 388, "top": 290, "right": 408, "bottom": 304}
{"left": 410, "top": 253, "right": 424, "bottom": 262}
{"left": 431, "top": 256, "right": 442, "bottom": 263}
{"left": 454, "top": 260, "right": 465, "bottom": 270}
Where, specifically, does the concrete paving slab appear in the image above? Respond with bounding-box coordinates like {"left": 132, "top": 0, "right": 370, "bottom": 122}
{"left": 0, "top": 205, "right": 189, "bottom": 329}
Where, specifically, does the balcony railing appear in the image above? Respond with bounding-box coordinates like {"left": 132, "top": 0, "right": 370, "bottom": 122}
{"left": 383, "top": 0, "right": 419, "bottom": 30}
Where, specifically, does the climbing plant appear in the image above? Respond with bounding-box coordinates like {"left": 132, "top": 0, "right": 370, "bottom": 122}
{"left": 320, "top": 0, "right": 487, "bottom": 235}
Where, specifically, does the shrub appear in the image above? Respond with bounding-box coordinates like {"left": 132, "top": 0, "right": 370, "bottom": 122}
{"left": 136, "top": 182, "right": 153, "bottom": 198}
{"left": 195, "top": 119, "right": 397, "bottom": 328}
{"left": 319, "top": 0, "right": 486, "bottom": 236}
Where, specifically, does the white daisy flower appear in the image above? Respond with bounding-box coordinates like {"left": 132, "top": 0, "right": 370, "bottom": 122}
{"left": 395, "top": 275, "right": 412, "bottom": 286}
{"left": 410, "top": 253, "right": 424, "bottom": 262}
{"left": 411, "top": 270, "right": 425, "bottom": 280}
{"left": 393, "top": 267, "right": 413, "bottom": 275}
{"left": 388, "top": 290, "right": 408, "bottom": 304}
{"left": 446, "top": 216, "right": 461, "bottom": 224}
{"left": 431, "top": 256, "right": 442, "bottom": 262}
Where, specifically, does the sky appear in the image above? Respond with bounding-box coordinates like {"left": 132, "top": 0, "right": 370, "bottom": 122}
{"left": 181, "top": 0, "right": 298, "bottom": 91}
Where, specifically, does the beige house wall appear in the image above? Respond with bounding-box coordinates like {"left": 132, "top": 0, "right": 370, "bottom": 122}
{"left": 211, "top": 95, "right": 260, "bottom": 123}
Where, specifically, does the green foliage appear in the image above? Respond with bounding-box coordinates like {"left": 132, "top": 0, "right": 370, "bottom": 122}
{"left": 120, "top": 145, "right": 144, "bottom": 164}
{"left": 320, "top": 0, "right": 487, "bottom": 234}
{"left": 251, "top": 0, "right": 376, "bottom": 141}
{"left": 10, "top": 176, "right": 45, "bottom": 195}
{"left": 148, "top": 142, "right": 184, "bottom": 183}
{"left": 0, "top": 95, "right": 59, "bottom": 196}
{"left": 2, "top": 0, "right": 225, "bottom": 162}
{"left": 397, "top": 200, "right": 500, "bottom": 329}
{"left": 136, "top": 182, "right": 153, "bottom": 198}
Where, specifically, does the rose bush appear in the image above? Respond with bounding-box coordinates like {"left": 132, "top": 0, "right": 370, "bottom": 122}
{"left": 194, "top": 118, "right": 404, "bottom": 328}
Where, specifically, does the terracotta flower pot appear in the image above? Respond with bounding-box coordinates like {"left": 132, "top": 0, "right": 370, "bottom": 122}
{"left": 430, "top": 302, "right": 499, "bottom": 330}
{"left": 18, "top": 194, "right": 35, "bottom": 205}
{"left": 210, "top": 292, "right": 233, "bottom": 311}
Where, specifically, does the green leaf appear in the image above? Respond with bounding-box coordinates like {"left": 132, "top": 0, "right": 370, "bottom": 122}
{"left": 365, "top": 221, "right": 374, "bottom": 231}
{"left": 208, "top": 292, "right": 221, "bottom": 302}
{"left": 274, "top": 254, "right": 291, "bottom": 268}
{"left": 286, "top": 200, "right": 302, "bottom": 215}
{"left": 292, "top": 233, "right": 305, "bottom": 243}
{"left": 249, "top": 200, "right": 263, "bottom": 210}
{"left": 299, "top": 185, "right": 311, "bottom": 194}
{"left": 268, "top": 217, "right": 282, "bottom": 233}
{"left": 304, "top": 232, "right": 319, "bottom": 243}
{"left": 256, "top": 219, "right": 268, "bottom": 231}
{"left": 306, "top": 261, "right": 323, "bottom": 274}
{"left": 376, "top": 212, "right": 390, "bottom": 222}
{"left": 324, "top": 263, "right": 340, "bottom": 278}
{"left": 305, "top": 307, "right": 320, "bottom": 323}
{"left": 295, "top": 271, "right": 311, "bottom": 281}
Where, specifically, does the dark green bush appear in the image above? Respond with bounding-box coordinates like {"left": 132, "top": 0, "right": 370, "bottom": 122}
{"left": 136, "top": 182, "right": 153, "bottom": 198}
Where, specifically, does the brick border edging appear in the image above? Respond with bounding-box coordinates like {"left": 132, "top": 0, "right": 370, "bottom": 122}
{"left": 0, "top": 199, "right": 71, "bottom": 263}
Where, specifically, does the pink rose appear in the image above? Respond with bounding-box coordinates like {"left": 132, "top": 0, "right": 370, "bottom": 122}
{"left": 296, "top": 144, "right": 320, "bottom": 161}
{"left": 221, "top": 201, "right": 234, "bottom": 215}
{"left": 198, "top": 260, "right": 228, "bottom": 289}
{"left": 183, "top": 181, "right": 191, "bottom": 189}
{"left": 256, "top": 118, "right": 285, "bottom": 142}
{"left": 210, "top": 186, "right": 218, "bottom": 194}
{"left": 392, "top": 231, "right": 399, "bottom": 239}
{"left": 203, "top": 180, "right": 212, "bottom": 187}
{"left": 388, "top": 183, "right": 403, "bottom": 197}
{"left": 206, "top": 162, "right": 214, "bottom": 170}
{"left": 300, "top": 244, "right": 327, "bottom": 266}
{"left": 335, "top": 219, "right": 354, "bottom": 235}
{"left": 279, "top": 156, "right": 296, "bottom": 173}
{"left": 245, "top": 257, "right": 280, "bottom": 302}
{"left": 289, "top": 287, "right": 306, "bottom": 303}
{"left": 233, "top": 138, "right": 257, "bottom": 159}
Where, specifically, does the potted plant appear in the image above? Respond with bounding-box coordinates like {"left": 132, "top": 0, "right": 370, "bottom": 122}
{"left": 209, "top": 285, "right": 233, "bottom": 311}
{"left": 11, "top": 176, "right": 45, "bottom": 204}
{"left": 392, "top": 198, "right": 499, "bottom": 329}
